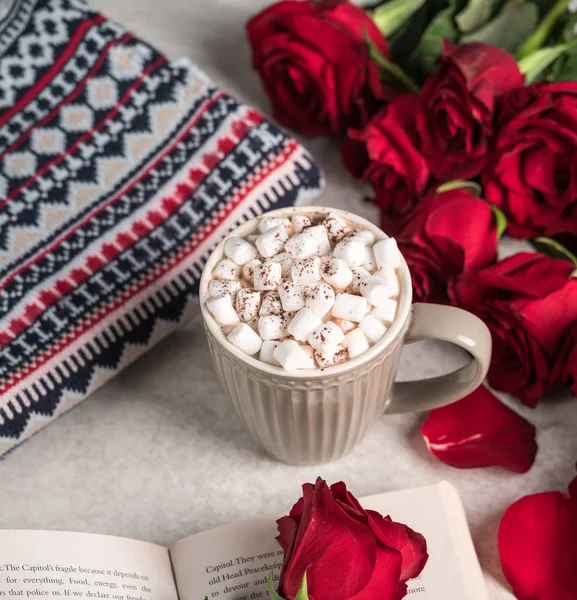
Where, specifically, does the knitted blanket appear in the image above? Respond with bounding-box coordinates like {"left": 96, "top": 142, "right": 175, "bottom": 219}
{"left": 0, "top": 0, "right": 322, "bottom": 456}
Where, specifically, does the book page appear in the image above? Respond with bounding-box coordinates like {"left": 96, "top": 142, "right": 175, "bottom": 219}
{"left": 169, "top": 482, "right": 488, "bottom": 600}
{"left": 0, "top": 531, "right": 178, "bottom": 600}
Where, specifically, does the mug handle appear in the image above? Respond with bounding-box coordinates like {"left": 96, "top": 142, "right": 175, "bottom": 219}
{"left": 387, "top": 303, "right": 492, "bottom": 414}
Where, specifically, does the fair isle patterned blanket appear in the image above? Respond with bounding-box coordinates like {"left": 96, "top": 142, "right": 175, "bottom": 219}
{"left": 0, "top": 0, "right": 322, "bottom": 456}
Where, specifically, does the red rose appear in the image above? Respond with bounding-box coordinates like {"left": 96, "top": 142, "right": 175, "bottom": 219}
{"left": 484, "top": 82, "right": 577, "bottom": 238}
{"left": 553, "top": 320, "right": 577, "bottom": 396}
{"left": 276, "top": 478, "right": 428, "bottom": 600}
{"left": 421, "top": 385, "right": 537, "bottom": 473}
{"left": 246, "top": 0, "right": 393, "bottom": 136}
{"left": 451, "top": 253, "right": 577, "bottom": 405}
{"left": 392, "top": 188, "right": 497, "bottom": 303}
{"left": 417, "top": 41, "right": 524, "bottom": 180}
{"left": 342, "top": 94, "right": 430, "bottom": 220}
{"left": 498, "top": 477, "right": 577, "bottom": 600}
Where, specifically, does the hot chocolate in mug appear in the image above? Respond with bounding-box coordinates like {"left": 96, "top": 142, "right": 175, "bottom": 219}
{"left": 200, "top": 206, "right": 491, "bottom": 465}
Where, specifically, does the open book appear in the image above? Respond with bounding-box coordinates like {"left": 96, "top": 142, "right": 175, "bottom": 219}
{"left": 0, "top": 482, "right": 488, "bottom": 599}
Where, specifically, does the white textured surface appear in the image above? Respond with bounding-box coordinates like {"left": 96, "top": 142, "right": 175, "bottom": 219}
{"left": 1, "top": 2, "right": 577, "bottom": 598}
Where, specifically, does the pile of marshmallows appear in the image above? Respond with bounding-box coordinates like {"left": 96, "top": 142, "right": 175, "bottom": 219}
{"left": 204, "top": 212, "right": 401, "bottom": 371}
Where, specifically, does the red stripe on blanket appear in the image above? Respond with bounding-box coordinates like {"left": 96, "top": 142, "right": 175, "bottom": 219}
{"left": 0, "top": 16, "right": 106, "bottom": 129}
{"left": 0, "top": 140, "right": 298, "bottom": 394}
{"left": 0, "top": 56, "right": 167, "bottom": 212}
{"left": 0, "top": 33, "right": 133, "bottom": 162}
{"left": 0, "top": 91, "right": 227, "bottom": 293}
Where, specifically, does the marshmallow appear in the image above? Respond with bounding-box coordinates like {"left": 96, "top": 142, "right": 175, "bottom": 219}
{"left": 348, "top": 229, "right": 375, "bottom": 246}
{"left": 314, "top": 346, "right": 348, "bottom": 368}
{"left": 373, "top": 238, "right": 401, "bottom": 269}
{"left": 322, "top": 212, "right": 352, "bottom": 243}
{"left": 224, "top": 237, "right": 258, "bottom": 265}
{"left": 362, "top": 246, "right": 376, "bottom": 271}
{"left": 258, "top": 315, "right": 288, "bottom": 341}
{"left": 359, "top": 275, "right": 395, "bottom": 308}
{"left": 349, "top": 267, "right": 371, "bottom": 293}
{"left": 207, "top": 279, "right": 242, "bottom": 299}
{"left": 287, "top": 307, "right": 323, "bottom": 342}
{"left": 292, "top": 256, "right": 322, "bottom": 285}
{"left": 273, "top": 340, "right": 310, "bottom": 371}
{"left": 292, "top": 214, "right": 313, "bottom": 234}
{"left": 235, "top": 288, "right": 261, "bottom": 322}
{"left": 278, "top": 282, "right": 305, "bottom": 312}
{"left": 359, "top": 315, "right": 388, "bottom": 343}
{"left": 259, "top": 290, "right": 283, "bottom": 316}
{"left": 255, "top": 225, "right": 289, "bottom": 258}
{"left": 242, "top": 258, "right": 262, "bottom": 281}
{"left": 334, "top": 238, "right": 365, "bottom": 267}
{"left": 302, "top": 225, "right": 331, "bottom": 256}
{"left": 371, "top": 299, "right": 398, "bottom": 323}
{"left": 332, "top": 293, "right": 368, "bottom": 323}
{"left": 266, "top": 252, "right": 293, "bottom": 279}
{"left": 285, "top": 232, "right": 318, "bottom": 260}
{"left": 259, "top": 340, "right": 281, "bottom": 365}
{"left": 246, "top": 234, "right": 259, "bottom": 244}
{"left": 206, "top": 294, "right": 239, "bottom": 326}
{"left": 333, "top": 318, "right": 356, "bottom": 333}
{"left": 227, "top": 323, "right": 262, "bottom": 355}
{"left": 308, "top": 321, "right": 345, "bottom": 352}
{"left": 375, "top": 267, "right": 400, "bottom": 298}
{"left": 258, "top": 216, "right": 291, "bottom": 234}
{"left": 342, "top": 328, "right": 370, "bottom": 358}
{"left": 299, "top": 344, "right": 317, "bottom": 369}
{"left": 321, "top": 257, "right": 353, "bottom": 289}
{"left": 213, "top": 258, "right": 240, "bottom": 281}
{"left": 253, "top": 262, "right": 282, "bottom": 290}
{"left": 305, "top": 283, "right": 335, "bottom": 317}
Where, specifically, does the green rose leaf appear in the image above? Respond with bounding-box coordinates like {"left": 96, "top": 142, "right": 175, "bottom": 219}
{"left": 518, "top": 43, "right": 575, "bottom": 83}
{"left": 371, "top": 0, "right": 427, "bottom": 37}
{"left": 461, "top": 0, "right": 538, "bottom": 53}
{"left": 534, "top": 237, "right": 577, "bottom": 267}
{"left": 455, "top": 0, "right": 493, "bottom": 32}
{"left": 489, "top": 203, "right": 508, "bottom": 238}
{"left": 267, "top": 572, "right": 285, "bottom": 600}
{"left": 406, "top": 1, "right": 462, "bottom": 78}
{"left": 516, "top": 0, "right": 569, "bottom": 58}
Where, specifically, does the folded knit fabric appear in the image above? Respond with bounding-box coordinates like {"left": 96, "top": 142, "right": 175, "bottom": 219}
{"left": 0, "top": 0, "right": 322, "bottom": 456}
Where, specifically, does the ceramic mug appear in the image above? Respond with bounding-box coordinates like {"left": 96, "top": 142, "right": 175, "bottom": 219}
{"left": 200, "top": 206, "right": 492, "bottom": 465}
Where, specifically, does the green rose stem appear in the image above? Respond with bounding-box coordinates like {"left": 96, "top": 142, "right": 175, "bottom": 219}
{"left": 365, "top": 34, "right": 420, "bottom": 93}
{"left": 436, "top": 180, "right": 482, "bottom": 196}
{"left": 517, "top": 0, "right": 569, "bottom": 59}
{"left": 370, "top": 0, "right": 426, "bottom": 37}
{"left": 489, "top": 204, "right": 508, "bottom": 239}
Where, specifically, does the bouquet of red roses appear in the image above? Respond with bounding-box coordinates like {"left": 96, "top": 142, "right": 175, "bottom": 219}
{"left": 246, "top": 2, "right": 577, "bottom": 597}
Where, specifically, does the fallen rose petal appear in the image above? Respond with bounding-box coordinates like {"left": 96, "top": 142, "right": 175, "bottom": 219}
{"left": 498, "top": 486, "right": 577, "bottom": 599}
{"left": 569, "top": 475, "right": 577, "bottom": 500}
{"left": 421, "top": 385, "right": 537, "bottom": 473}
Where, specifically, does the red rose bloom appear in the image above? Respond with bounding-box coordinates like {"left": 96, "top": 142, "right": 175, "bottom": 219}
{"left": 498, "top": 477, "right": 577, "bottom": 600}
{"left": 342, "top": 94, "right": 430, "bottom": 220}
{"left": 553, "top": 320, "right": 577, "bottom": 396}
{"left": 422, "top": 385, "right": 537, "bottom": 473}
{"left": 451, "top": 253, "right": 577, "bottom": 405}
{"left": 417, "top": 41, "right": 524, "bottom": 180}
{"left": 393, "top": 188, "right": 497, "bottom": 303}
{"left": 246, "top": 0, "right": 393, "bottom": 136}
{"left": 484, "top": 82, "right": 577, "bottom": 238}
{"left": 276, "top": 478, "right": 428, "bottom": 600}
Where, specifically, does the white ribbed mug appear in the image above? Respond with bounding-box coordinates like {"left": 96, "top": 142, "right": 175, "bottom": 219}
{"left": 200, "top": 206, "right": 491, "bottom": 465}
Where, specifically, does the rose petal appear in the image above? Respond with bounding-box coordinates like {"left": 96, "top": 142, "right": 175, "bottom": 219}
{"left": 421, "top": 385, "right": 538, "bottom": 473}
{"left": 498, "top": 489, "right": 577, "bottom": 599}
{"left": 569, "top": 475, "right": 577, "bottom": 499}
{"left": 279, "top": 478, "right": 377, "bottom": 600}
{"left": 366, "top": 510, "right": 428, "bottom": 582}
